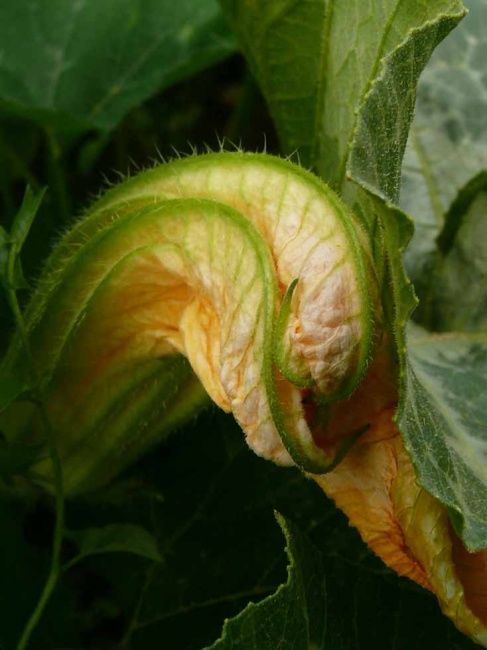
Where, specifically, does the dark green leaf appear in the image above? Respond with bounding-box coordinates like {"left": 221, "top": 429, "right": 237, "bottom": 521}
{"left": 0, "top": 440, "right": 42, "bottom": 477}
{"left": 66, "top": 523, "right": 162, "bottom": 565}
{"left": 0, "top": 375, "right": 30, "bottom": 412}
{"left": 0, "top": 0, "right": 236, "bottom": 134}
{"left": 339, "top": 0, "right": 464, "bottom": 400}
{"left": 207, "top": 513, "right": 326, "bottom": 650}
{"left": 400, "top": 325, "right": 487, "bottom": 551}
{"left": 76, "top": 411, "right": 476, "bottom": 649}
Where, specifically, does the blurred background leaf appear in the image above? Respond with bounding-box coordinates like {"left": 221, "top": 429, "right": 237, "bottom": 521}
{"left": 0, "top": 2, "right": 271, "bottom": 356}
{"left": 13, "top": 410, "right": 471, "bottom": 650}
{"left": 427, "top": 173, "right": 487, "bottom": 331}
{"left": 401, "top": 0, "right": 487, "bottom": 298}
{"left": 66, "top": 523, "right": 162, "bottom": 567}
{"left": 0, "top": 0, "right": 236, "bottom": 135}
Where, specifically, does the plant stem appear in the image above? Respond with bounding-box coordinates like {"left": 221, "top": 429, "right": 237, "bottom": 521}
{"left": 120, "top": 564, "right": 157, "bottom": 648}
{"left": 7, "top": 276, "right": 65, "bottom": 650}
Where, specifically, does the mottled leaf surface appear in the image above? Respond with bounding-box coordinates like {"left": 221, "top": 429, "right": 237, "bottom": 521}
{"left": 429, "top": 177, "right": 487, "bottom": 332}
{"left": 400, "top": 325, "right": 487, "bottom": 551}
{"left": 399, "top": 179, "right": 487, "bottom": 550}
{"left": 0, "top": 0, "right": 235, "bottom": 133}
{"left": 401, "top": 0, "right": 487, "bottom": 282}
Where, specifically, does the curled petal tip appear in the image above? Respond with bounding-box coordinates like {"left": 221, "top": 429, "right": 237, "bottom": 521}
{"left": 1, "top": 153, "right": 378, "bottom": 490}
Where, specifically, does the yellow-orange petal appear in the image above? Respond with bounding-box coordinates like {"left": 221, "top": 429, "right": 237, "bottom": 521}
{"left": 313, "top": 408, "right": 430, "bottom": 587}
{"left": 393, "top": 441, "right": 487, "bottom": 645}
{"left": 313, "top": 408, "right": 487, "bottom": 646}
{"left": 451, "top": 528, "right": 487, "bottom": 625}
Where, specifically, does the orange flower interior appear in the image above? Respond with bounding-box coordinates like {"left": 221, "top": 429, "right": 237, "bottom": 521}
{"left": 310, "top": 358, "right": 487, "bottom": 645}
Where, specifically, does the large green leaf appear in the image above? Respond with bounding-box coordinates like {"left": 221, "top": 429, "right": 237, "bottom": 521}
{"left": 64, "top": 411, "right": 477, "bottom": 649}
{"left": 399, "top": 179, "right": 487, "bottom": 551}
{"left": 207, "top": 513, "right": 326, "bottom": 650}
{"left": 220, "top": 0, "right": 465, "bottom": 197}
{"left": 400, "top": 325, "right": 487, "bottom": 551}
{"left": 401, "top": 0, "right": 487, "bottom": 283}
{"left": 0, "top": 0, "right": 235, "bottom": 133}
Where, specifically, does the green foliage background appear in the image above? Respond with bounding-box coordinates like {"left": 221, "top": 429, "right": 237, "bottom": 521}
{"left": 0, "top": 0, "right": 485, "bottom": 648}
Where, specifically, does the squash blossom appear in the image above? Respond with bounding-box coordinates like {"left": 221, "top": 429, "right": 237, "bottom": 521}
{"left": 1, "top": 153, "right": 485, "bottom": 645}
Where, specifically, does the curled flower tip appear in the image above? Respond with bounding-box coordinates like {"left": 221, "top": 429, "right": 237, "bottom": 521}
{"left": 0, "top": 152, "right": 379, "bottom": 493}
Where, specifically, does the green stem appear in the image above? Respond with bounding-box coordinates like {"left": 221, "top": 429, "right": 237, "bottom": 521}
{"left": 7, "top": 260, "right": 65, "bottom": 650}
{"left": 120, "top": 564, "right": 157, "bottom": 648}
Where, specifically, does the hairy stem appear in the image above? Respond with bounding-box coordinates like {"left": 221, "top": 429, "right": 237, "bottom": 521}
{"left": 8, "top": 265, "right": 65, "bottom": 650}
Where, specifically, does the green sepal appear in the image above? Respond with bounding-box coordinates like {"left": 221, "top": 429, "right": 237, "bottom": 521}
{"left": 273, "top": 278, "right": 313, "bottom": 389}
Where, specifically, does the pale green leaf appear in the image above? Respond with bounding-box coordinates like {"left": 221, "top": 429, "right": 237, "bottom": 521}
{"left": 429, "top": 175, "right": 487, "bottom": 331}
{"left": 221, "top": 0, "right": 465, "bottom": 197}
{"left": 399, "top": 180, "right": 487, "bottom": 551}
{"left": 401, "top": 0, "right": 487, "bottom": 282}
{"left": 400, "top": 325, "right": 487, "bottom": 551}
